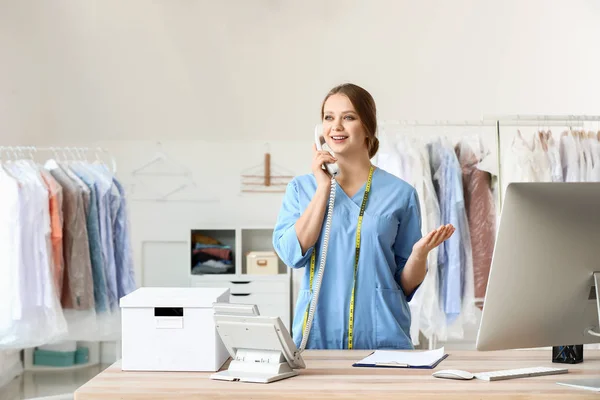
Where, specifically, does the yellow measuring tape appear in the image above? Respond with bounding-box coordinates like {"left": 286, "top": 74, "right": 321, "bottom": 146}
{"left": 302, "top": 165, "right": 374, "bottom": 349}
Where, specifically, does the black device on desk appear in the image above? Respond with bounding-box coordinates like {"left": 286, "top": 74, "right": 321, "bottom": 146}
{"left": 476, "top": 183, "right": 600, "bottom": 390}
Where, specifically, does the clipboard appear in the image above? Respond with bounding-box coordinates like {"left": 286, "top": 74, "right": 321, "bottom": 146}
{"left": 352, "top": 353, "right": 449, "bottom": 369}
{"left": 352, "top": 347, "right": 449, "bottom": 369}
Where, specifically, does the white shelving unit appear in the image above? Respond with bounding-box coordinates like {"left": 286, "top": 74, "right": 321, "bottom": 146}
{"left": 189, "top": 226, "right": 292, "bottom": 330}
{"left": 23, "top": 341, "right": 100, "bottom": 372}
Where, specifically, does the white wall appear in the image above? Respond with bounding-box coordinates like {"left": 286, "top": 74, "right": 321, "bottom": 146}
{"left": 2, "top": 0, "right": 600, "bottom": 145}
{"left": 3, "top": 0, "right": 600, "bottom": 349}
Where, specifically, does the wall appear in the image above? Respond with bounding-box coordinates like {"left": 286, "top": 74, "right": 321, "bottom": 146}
{"left": 2, "top": 0, "right": 600, "bottom": 350}
{"left": 2, "top": 0, "right": 600, "bottom": 145}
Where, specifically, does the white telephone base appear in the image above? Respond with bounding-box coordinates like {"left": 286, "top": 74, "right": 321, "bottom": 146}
{"left": 210, "top": 349, "right": 298, "bottom": 384}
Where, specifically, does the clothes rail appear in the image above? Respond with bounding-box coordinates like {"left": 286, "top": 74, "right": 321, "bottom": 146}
{"left": 0, "top": 145, "right": 117, "bottom": 173}
{"left": 380, "top": 119, "right": 497, "bottom": 127}
{"left": 484, "top": 114, "right": 600, "bottom": 122}
{"left": 483, "top": 114, "right": 600, "bottom": 207}
{"left": 377, "top": 115, "right": 600, "bottom": 351}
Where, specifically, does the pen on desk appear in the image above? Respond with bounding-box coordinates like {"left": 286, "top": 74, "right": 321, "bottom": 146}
{"left": 374, "top": 362, "right": 409, "bottom": 367}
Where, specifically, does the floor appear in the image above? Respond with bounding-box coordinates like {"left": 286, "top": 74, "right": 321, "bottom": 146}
{"left": 0, "top": 364, "right": 109, "bottom": 400}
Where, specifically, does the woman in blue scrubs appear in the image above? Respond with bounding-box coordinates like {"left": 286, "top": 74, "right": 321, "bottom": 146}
{"left": 273, "top": 83, "right": 454, "bottom": 350}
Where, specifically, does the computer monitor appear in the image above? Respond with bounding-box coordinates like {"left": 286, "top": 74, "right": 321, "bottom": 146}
{"left": 477, "top": 182, "right": 600, "bottom": 352}
{"left": 211, "top": 304, "right": 306, "bottom": 384}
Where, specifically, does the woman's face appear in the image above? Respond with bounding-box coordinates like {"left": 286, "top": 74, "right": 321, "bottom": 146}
{"left": 322, "top": 94, "right": 366, "bottom": 156}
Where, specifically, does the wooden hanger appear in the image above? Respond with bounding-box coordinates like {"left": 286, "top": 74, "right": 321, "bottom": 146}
{"left": 240, "top": 150, "right": 295, "bottom": 193}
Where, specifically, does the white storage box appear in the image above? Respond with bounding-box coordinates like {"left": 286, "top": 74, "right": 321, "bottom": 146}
{"left": 120, "top": 287, "right": 230, "bottom": 372}
{"left": 246, "top": 251, "right": 279, "bottom": 275}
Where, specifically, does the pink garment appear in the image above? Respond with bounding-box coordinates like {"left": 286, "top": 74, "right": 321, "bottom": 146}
{"left": 39, "top": 170, "right": 65, "bottom": 297}
{"left": 455, "top": 141, "right": 496, "bottom": 309}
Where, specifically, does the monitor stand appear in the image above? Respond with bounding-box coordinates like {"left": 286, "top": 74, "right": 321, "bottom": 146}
{"left": 210, "top": 349, "right": 298, "bottom": 384}
{"left": 554, "top": 272, "right": 600, "bottom": 392}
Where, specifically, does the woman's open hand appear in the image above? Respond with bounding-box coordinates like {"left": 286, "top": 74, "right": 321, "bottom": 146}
{"left": 412, "top": 224, "right": 455, "bottom": 260}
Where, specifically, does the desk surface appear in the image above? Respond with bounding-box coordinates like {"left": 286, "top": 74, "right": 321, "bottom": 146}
{"left": 74, "top": 350, "right": 600, "bottom": 399}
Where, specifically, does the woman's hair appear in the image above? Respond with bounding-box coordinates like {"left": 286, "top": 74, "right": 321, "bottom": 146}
{"left": 320, "top": 83, "right": 379, "bottom": 158}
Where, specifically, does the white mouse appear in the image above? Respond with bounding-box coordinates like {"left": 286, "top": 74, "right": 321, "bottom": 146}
{"left": 432, "top": 369, "right": 474, "bottom": 380}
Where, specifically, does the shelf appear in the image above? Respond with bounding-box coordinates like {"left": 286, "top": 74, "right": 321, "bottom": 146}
{"left": 190, "top": 229, "right": 236, "bottom": 276}
{"left": 188, "top": 226, "right": 292, "bottom": 329}
{"left": 189, "top": 227, "right": 290, "bottom": 278}
{"left": 23, "top": 363, "right": 99, "bottom": 372}
{"left": 23, "top": 341, "right": 100, "bottom": 372}
{"left": 241, "top": 228, "right": 288, "bottom": 275}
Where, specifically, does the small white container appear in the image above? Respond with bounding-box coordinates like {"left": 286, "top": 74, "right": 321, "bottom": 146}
{"left": 120, "top": 287, "right": 230, "bottom": 372}
{"left": 246, "top": 251, "right": 279, "bottom": 275}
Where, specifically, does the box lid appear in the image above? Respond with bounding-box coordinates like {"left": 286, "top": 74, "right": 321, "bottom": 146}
{"left": 247, "top": 251, "right": 277, "bottom": 257}
{"left": 119, "top": 287, "right": 229, "bottom": 308}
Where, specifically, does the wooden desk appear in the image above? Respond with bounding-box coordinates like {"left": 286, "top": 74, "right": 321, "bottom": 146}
{"left": 74, "top": 350, "right": 600, "bottom": 399}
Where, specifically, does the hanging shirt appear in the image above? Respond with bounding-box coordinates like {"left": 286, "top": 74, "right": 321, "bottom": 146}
{"left": 88, "top": 164, "right": 119, "bottom": 310}
{"left": 0, "top": 162, "right": 67, "bottom": 348}
{"left": 273, "top": 167, "right": 422, "bottom": 350}
{"left": 531, "top": 133, "right": 552, "bottom": 182}
{"left": 511, "top": 131, "right": 548, "bottom": 182}
{"left": 582, "top": 137, "right": 594, "bottom": 182}
{"left": 395, "top": 139, "right": 444, "bottom": 346}
{"left": 413, "top": 144, "right": 444, "bottom": 342}
{"left": 39, "top": 169, "right": 65, "bottom": 298}
{"left": 70, "top": 164, "right": 110, "bottom": 314}
{"left": 573, "top": 134, "right": 586, "bottom": 181}
{"left": 113, "top": 178, "right": 137, "bottom": 299}
{"left": 542, "top": 132, "right": 563, "bottom": 182}
{"left": 589, "top": 140, "right": 600, "bottom": 182}
{"left": 0, "top": 167, "right": 23, "bottom": 344}
{"left": 5, "top": 162, "right": 52, "bottom": 312}
{"left": 560, "top": 133, "right": 580, "bottom": 182}
{"left": 46, "top": 164, "right": 95, "bottom": 310}
{"left": 428, "top": 139, "right": 473, "bottom": 325}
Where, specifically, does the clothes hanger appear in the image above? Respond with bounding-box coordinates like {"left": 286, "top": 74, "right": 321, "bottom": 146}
{"left": 240, "top": 143, "right": 295, "bottom": 193}
{"left": 131, "top": 142, "right": 188, "bottom": 177}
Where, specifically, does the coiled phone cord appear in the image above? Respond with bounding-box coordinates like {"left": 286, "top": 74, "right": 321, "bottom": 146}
{"left": 299, "top": 176, "right": 336, "bottom": 352}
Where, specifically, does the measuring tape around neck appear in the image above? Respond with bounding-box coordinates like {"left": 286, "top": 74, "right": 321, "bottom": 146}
{"left": 302, "top": 165, "right": 374, "bottom": 349}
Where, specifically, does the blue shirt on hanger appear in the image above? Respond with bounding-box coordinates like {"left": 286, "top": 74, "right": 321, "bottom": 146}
{"left": 428, "top": 139, "right": 470, "bottom": 324}
{"left": 273, "top": 167, "right": 422, "bottom": 350}
{"left": 112, "top": 178, "right": 137, "bottom": 298}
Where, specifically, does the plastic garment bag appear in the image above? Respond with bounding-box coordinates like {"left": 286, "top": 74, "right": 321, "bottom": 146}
{"left": 428, "top": 138, "right": 477, "bottom": 339}
{"left": 455, "top": 140, "right": 496, "bottom": 310}
{"left": 0, "top": 162, "right": 68, "bottom": 349}
{"left": 531, "top": 132, "right": 552, "bottom": 182}
{"left": 589, "top": 139, "right": 600, "bottom": 182}
{"left": 538, "top": 131, "right": 563, "bottom": 182}
{"left": 46, "top": 160, "right": 99, "bottom": 341}
{"left": 409, "top": 143, "right": 445, "bottom": 345}
{"left": 511, "top": 130, "right": 551, "bottom": 183}
{"left": 581, "top": 136, "right": 594, "bottom": 182}
{"left": 559, "top": 133, "right": 580, "bottom": 182}
{"left": 375, "top": 135, "right": 444, "bottom": 345}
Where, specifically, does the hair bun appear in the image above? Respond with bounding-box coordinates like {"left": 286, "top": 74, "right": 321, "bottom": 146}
{"left": 369, "top": 136, "right": 379, "bottom": 159}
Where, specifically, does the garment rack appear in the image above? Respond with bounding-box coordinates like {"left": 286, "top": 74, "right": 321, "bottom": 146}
{"left": 0, "top": 145, "right": 117, "bottom": 173}
{"left": 381, "top": 116, "right": 600, "bottom": 350}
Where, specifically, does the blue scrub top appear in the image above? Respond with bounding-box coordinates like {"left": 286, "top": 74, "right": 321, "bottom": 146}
{"left": 273, "top": 167, "right": 423, "bottom": 350}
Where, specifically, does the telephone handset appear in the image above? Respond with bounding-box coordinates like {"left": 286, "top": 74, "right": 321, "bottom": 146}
{"left": 314, "top": 125, "right": 340, "bottom": 177}
{"left": 299, "top": 125, "right": 338, "bottom": 352}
